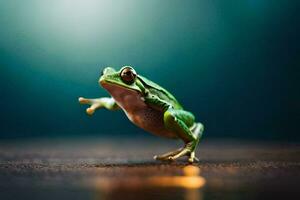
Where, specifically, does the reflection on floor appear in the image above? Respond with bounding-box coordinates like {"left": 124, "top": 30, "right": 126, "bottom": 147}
{"left": 93, "top": 165, "right": 205, "bottom": 200}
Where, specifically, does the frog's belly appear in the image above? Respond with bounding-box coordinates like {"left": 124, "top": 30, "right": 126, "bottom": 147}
{"left": 102, "top": 82, "right": 177, "bottom": 138}
{"left": 125, "top": 107, "right": 178, "bottom": 139}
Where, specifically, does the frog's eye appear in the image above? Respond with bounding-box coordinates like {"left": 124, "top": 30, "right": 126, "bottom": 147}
{"left": 120, "top": 67, "right": 137, "bottom": 84}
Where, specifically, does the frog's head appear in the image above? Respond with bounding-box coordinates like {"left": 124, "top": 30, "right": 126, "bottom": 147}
{"left": 99, "top": 66, "right": 145, "bottom": 95}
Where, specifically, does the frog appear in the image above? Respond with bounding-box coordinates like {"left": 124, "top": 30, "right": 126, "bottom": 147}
{"left": 78, "top": 66, "right": 204, "bottom": 163}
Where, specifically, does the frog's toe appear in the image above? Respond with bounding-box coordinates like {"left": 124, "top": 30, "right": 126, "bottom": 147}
{"left": 154, "top": 148, "right": 193, "bottom": 162}
{"left": 79, "top": 97, "right": 89, "bottom": 104}
{"left": 154, "top": 155, "right": 165, "bottom": 160}
{"left": 188, "top": 157, "right": 194, "bottom": 163}
{"left": 167, "top": 156, "right": 175, "bottom": 162}
{"left": 153, "top": 155, "right": 170, "bottom": 161}
{"left": 169, "top": 148, "right": 190, "bottom": 161}
{"left": 188, "top": 158, "right": 199, "bottom": 163}
{"left": 153, "top": 148, "right": 183, "bottom": 161}
{"left": 187, "top": 152, "right": 199, "bottom": 163}
{"left": 154, "top": 154, "right": 176, "bottom": 162}
{"left": 86, "top": 107, "right": 95, "bottom": 115}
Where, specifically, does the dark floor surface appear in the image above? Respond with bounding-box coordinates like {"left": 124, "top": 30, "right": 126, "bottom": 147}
{"left": 0, "top": 137, "right": 299, "bottom": 200}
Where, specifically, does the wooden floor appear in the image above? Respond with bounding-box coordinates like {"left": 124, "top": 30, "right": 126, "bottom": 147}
{"left": 0, "top": 137, "right": 299, "bottom": 200}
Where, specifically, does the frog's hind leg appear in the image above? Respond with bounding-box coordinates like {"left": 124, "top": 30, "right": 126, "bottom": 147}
{"left": 186, "top": 122, "right": 204, "bottom": 162}
{"left": 154, "top": 109, "right": 204, "bottom": 163}
{"left": 169, "top": 122, "right": 204, "bottom": 163}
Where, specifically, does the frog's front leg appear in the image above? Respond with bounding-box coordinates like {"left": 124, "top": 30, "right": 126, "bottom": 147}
{"left": 78, "top": 97, "right": 119, "bottom": 115}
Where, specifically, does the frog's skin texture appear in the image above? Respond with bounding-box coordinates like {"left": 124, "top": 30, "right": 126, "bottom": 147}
{"left": 79, "top": 66, "right": 204, "bottom": 163}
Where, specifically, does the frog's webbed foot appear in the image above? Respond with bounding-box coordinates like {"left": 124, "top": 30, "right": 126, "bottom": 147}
{"left": 153, "top": 148, "right": 183, "bottom": 161}
{"left": 169, "top": 142, "right": 199, "bottom": 163}
{"left": 154, "top": 142, "right": 199, "bottom": 163}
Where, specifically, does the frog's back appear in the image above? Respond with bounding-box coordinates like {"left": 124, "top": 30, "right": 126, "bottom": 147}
{"left": 137, "top": 75, "right": 183, "bottom": 110}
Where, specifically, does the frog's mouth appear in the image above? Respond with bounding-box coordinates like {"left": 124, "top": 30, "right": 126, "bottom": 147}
{"left": 100, "top": 80, "right": 144, "bottom": 108}
{"left": 100, "top": 80, "right": 140, "bottom": 95}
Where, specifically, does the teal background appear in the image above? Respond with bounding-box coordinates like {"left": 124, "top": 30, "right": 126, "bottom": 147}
{"left": 0, "top": 0, "right": 299, "bottom": 139}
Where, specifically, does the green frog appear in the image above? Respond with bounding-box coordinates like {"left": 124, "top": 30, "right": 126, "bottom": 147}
{"left": 78, "top": 66, "right": 204, "bottom": 163}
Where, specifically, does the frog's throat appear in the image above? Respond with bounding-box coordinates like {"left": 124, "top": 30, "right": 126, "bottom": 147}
{"left": 100, "top": 80, "right": 141, "bottom": 95}
{"left": 100, "top": 80, "right": 145, "bottom": 113}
